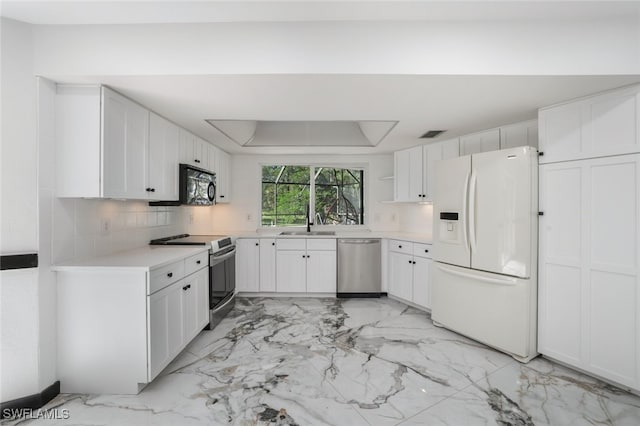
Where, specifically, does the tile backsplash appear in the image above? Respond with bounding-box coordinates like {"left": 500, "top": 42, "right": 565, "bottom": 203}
{"left": 52, "top": 198, "right": 188, "bottom": 263}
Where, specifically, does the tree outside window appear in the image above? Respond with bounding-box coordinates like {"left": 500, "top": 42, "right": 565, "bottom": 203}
{"left": 261, "top": 165, "right": 364, "bottom": 227}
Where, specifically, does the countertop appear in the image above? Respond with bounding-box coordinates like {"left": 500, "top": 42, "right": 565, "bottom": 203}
{"left": 233, "top": 230, "right": 432, "bottom": 244}
{"left": 52, "top": 246, "right": 209, "bottom": 272}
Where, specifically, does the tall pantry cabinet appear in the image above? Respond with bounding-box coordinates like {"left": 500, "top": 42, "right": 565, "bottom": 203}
{"left": 538, "top": 84, "right": 640, "bottom": 391}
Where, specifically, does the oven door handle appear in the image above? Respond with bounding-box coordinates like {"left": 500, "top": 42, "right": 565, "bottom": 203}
{"left": 210, "top": 248, "right": 236, "bottom": 264}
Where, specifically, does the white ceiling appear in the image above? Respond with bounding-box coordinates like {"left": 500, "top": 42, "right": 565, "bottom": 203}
{"left": 3, "top": 1, "right": 639, "bottom": 25}
{"left": 4, "top": 1, "right": 640, "bottom": 154}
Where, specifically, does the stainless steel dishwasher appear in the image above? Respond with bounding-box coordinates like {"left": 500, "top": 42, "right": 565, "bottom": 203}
{"left": 337, "top": 239, "right": 381, "bottom": 298}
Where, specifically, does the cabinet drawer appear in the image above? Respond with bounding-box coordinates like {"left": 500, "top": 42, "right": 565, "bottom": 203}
{"left": 389, "top": 239, "right": 413, "bottom": 255}
{"left": 413, "top": 243, "right": 432, "bottom": 259}
{"left": 276, "top": 238, "right": 306, "bottom": 250}
{"left": 184, "top": 251, "right": 209, "bottom": 276}
{"left": 150, "top": 261, "right": 185, "bottom": 294}
{"left": 306, "top": 238, "right": 336, "bottom": 251}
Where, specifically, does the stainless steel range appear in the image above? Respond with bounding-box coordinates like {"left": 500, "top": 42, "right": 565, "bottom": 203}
{"left": 150, "top": 234, "right": 236, "bottom": 330}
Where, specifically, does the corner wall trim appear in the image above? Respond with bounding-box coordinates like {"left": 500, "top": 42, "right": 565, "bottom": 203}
{"left": 0, "top": 253, "right": 38, "bottom": 271}
{"left": 0, "top": 381, "right": 60, "bottom": 419}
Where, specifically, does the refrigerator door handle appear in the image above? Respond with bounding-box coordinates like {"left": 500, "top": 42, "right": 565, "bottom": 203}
{"left": 436, "top": 263, "right": 518, "bottom": 286}
{"left": 461, "top": 170, "right": 471, "bottom": 251}
{"left": 469, "top": 169, "right": 478, "bottom": 252}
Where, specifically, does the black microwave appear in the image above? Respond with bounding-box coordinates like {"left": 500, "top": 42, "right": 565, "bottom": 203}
{"left": 179, "top": 164, "right": 216, "bottom": 206}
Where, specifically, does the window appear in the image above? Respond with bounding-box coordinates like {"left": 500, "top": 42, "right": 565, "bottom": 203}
{"left": 261, "top": 165, "right": 364, "bottom": 227}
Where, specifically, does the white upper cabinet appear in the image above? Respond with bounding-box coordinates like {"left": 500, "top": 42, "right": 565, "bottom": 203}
{"left": 394, "top": 139, "right": 459, "bottom": 202}
{"left": 539, "top": 85, "right": 640, "bottom": 163}
{"left": 500, "top": 119, "right": 538, "bottom": 150}
{"left": 56, "top": 86, "right": 153, "bottom": 199}
{"left": 424, "top": 138, "right": 460, "bottom": 201}
{"left": 148, "top": 113, "right": 179, "bottom": 200}
{"left": 215, "top": 149, "right": 231, "bottom": 203}
{"left": 460, "top": 128, "right": 500, "bottom": 155}
{"left": 102, "top": 87, "right": 149, "bottom": 199}
{"left": 179, "top": 129, "right": 209, "bottom": 170}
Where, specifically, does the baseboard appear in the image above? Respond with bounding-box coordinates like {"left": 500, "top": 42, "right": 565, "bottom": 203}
{"left": 0, "top": 381, "right": 60, "bottom": 419}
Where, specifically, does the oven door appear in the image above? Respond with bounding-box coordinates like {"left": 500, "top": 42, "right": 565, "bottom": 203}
{"left": 209, "top": 247, "right": 235, "bottom": 309}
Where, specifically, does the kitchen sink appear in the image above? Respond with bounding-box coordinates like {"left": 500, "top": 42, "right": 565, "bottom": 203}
{"left": 279, "top": 231, "right": 336, "bottom": 236}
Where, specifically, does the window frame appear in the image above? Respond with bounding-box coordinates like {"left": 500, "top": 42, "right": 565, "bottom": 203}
{"left": 259, "top": 162, "right": 368, "bottom": 229}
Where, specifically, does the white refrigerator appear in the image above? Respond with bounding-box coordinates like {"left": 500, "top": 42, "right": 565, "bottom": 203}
{"left": 432, "top": 146, "right": 538, "bottom": 362}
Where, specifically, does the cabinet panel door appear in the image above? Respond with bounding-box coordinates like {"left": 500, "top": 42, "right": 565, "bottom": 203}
{"left": 179, "top": 129, "right": 195, "bottom": 167}
{"left": 236, "top": 239, "right": 260, "bottom": 292}
{"left": 584, "top": 88, "right": 640, "bottom": 159}
{"left": 538, "top": 163, "right": 583, "bottom": 363}
{"left": 148, "top": 281, "right": 183, "bottom": 380}
{"left": 394, "top": 149, "right": 411, "bottom": 201}
{"left": 425, "top": 138, "right": 460, "bottom": 200}
{"left": 539, "top": 103, "right": 582, "bottom": 164}
{"left": 306, "top": 250, "right": 336, "bottom": 293}
{"left": 460, "top": 129, "right": 500, "bottom": 155}
{"left": 276, "top": 250, "right": 306, "bottom": 292}
{"left": 149, "top": 113, "right": 179, "bottom": 200}
{"left": 500, "top": 119, "right": 538, "bottom": 150}
{"left": 412, "top": 257, "right": 431, "bottom": 309}
{"left": 388, "top": 251, "right": 412, "bottom": 301}
{"left": 216, "top": 150, "right": 231, "bottom": 202}
{"left": 183, "top": 267, "right": 209, "bottom": 343}
{"left": 586, "top": 155, "right": 640, "bottom": 387}
{"left": 408, "top": 145, "right": 424, "bottom": 201}
{"left": 259, "top": 239, "right": 277, "bottom": 292}
{"left": 102, "top": 89, "right": 128, "bottom": 197}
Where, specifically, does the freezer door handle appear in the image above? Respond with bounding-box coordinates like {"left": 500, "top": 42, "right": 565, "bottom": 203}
{"left": 469, "top": 169, "right": 478, "bottom": 252}
{"left": 461, "top": 170, "right": 470, "bottom": 251}
{"left": 436, "top": 263, "right": 519, "bottom": 286}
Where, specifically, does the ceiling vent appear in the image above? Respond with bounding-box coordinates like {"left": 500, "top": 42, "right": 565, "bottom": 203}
{"left": 420, "top": 130, "right": 446, "bottom": 138}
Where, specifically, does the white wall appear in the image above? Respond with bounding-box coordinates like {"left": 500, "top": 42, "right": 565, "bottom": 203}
{"left": 32, "top": 20, "right": 639, "bottom": 77}
{"left": 399, "top": 204, "right": 434, "bottom": 236}
{"left": 0, "top": 17, "right": 40, "bottom": 402}
{"left": 204, "top": 154, "right": 400, "bottom": 233}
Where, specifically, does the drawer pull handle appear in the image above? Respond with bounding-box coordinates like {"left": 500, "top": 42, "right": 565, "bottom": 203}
{"left": 408, "top": 260, "right": 412, "bottom": 264}
{"left": 196, "top": 260, "right": 201, "bottom": 264}
{"left": 182, "top": 284, "right": 191, "bottom": 291}
{"left": 167, "top": 272, "right": 173, "bottom": 278}
{"left": 398, "top": 245, "right": 402, "bottom": 249}
{"left": 425, "top": 249, "right": 429, "bottom": 253}
{"left": 255, "top": 243, "right": 259, "bottom": 246}
{"left": 194, "top": 159, "right": 200, "bottom": 163}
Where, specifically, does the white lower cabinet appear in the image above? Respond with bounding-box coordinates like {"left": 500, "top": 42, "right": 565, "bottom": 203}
{"left": 539, "top": 154, "right": 640, "bottom": 391}
{"left": 235, "top": 238, "right": 276, "bottom": 292}
{"left": 387, "top": 240, "right": 432, "bottom": 310}
{"left": 57, "top": 249, "right": 210, "bottom": 394}
{"left": 276, "top": 238, "right": 336, "bottom": 293}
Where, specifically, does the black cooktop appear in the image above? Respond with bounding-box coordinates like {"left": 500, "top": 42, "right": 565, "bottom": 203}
{"left": 149, "top": 234, "right": 228, "bottom": 246}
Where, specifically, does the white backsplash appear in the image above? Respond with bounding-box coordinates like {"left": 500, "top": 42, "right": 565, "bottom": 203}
{"left": 398, "top": 203, "right": 433, "bottom": 236}
{"left": 51, "top": 198, "right": 188, "bottom": 263}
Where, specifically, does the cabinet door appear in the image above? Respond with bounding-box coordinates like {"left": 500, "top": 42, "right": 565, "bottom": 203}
{"left": 102, "top": 87, "right": 149, "bottom": 199}
{"left": 412, "top": 257, "right": 431, "bottom": 309}
{"left": 500, "top": 119, "right": 538, "bottom": 150}
{"left": 539, "top": 86, "right": 640, "bottom": 163}
{"left": 460, "top": 128, "right": 500, "bottom": 155}
{"left": 182, "top": 267, "right": 208, "bottom": 343}
{"left": 179, "top": 129, "right": 206, "bottom": 168}
{"left": 306, "top": 250, "right": 336, "bottom": 293}
{"left": 208, "top": 144, "right": 219, "bottom": 175}
{"left": 236, "top": 239, "right": 260, "bottom": 292}
{"left": 148, "top": 281, "right": 183, "bottom": 380}
{"left": 388, "top": 251, "right": 413, "bottom": 301}
{"left": 408, "top": 145, "right": 424, "bottom": 201}
{"left": 148, "top": 113, "right": 179, "bottom": 200}
{"left": 276, "top": 250, "right": 307, "bottom": 292}
{"left": 539, "top": 155, "right": 640, "bottom": 388}
{"left": 216, "top": 150, "right": 231, "bottom": 203}
{"left": 425, "top": 138, "right": 460, "bottom": 200}
{"left": 259, "top": 239, "right": 277, "bottom": 292}
{"left": 394, "top": 149, "right": 411, "bottom": 202}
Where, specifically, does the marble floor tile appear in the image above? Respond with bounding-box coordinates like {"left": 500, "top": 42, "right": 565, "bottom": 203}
{"left": 4, "top": 297, "right": 640, "bottom": 426}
